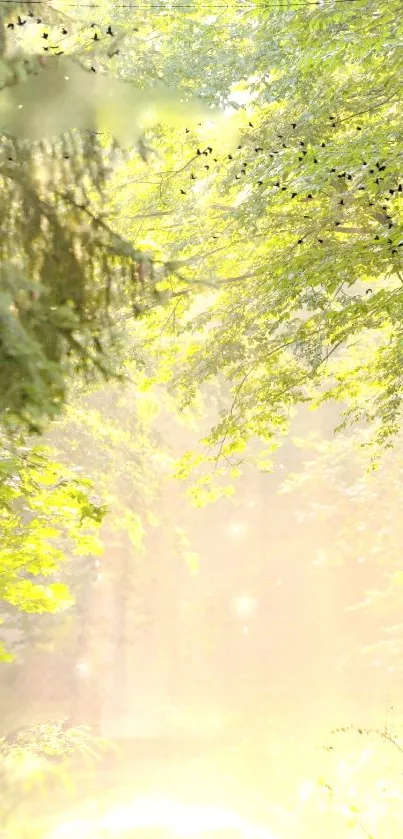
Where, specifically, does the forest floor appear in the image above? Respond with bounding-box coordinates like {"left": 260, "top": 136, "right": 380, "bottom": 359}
{"left": 2, "top": 697, "right": 402, "bottom": 839}
{"left": 4, "top": 707, "right": 402, "bottom": 839}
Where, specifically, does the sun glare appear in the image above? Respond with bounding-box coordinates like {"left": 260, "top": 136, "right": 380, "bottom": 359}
{"left": 227, "top": 522, "right": 247, "bottom": 538}
{"left": 232, "top": 597, "right": 257, "bottom": 618}
{"left": 47, "top": 797, "right": 278, "bottom": 839}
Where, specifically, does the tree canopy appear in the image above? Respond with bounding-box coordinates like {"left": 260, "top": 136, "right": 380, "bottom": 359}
{"left": 104, "top": 0, "right": 403, "bottom": 491}
{"left": 4, "top": 0, "right": 403, "bottom": 459}
{"left": 1, "top": 0, "right": 403, "bottom": 652}
{"left": 0, "top": 3, "right": 212, "bottom": 433}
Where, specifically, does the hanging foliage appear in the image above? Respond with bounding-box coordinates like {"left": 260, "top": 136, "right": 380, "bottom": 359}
{"left": 0, "top": 433, "right": 105, "bottom": 661}
{"left": 0, "top": 3, "right": 212, "bottom": 432}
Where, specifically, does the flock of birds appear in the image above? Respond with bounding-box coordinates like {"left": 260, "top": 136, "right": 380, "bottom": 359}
{"left": 3, "top": 9, "right": 403, "bottom": 255}
{"left": 5, "top": 10, "right": 125, "bottom": 59}
{"left": 176, "top": 119, "right": 403, "bottom": 255}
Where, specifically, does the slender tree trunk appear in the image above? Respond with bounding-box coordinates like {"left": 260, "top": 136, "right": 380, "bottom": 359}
{"left": 69, "top": 559, "right": 112, "bottom": 733}
{"left": 113, "top": 546, "right": 129, "bottom": 716}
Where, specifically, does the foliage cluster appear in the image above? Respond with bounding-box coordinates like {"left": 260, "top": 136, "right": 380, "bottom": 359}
{"left": 0, "top": 433, "right": 105, "bottom": 661}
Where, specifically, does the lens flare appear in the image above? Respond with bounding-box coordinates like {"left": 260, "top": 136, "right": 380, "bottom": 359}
{"left": 232, "top": 597, "right": 257, "bottom": 618}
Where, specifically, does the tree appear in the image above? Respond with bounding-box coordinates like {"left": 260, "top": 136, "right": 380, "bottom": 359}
{"left": 0, "top": 3, "right": 211, "bottom": 434}
{"left": 0, "top": 371, "right": 204, "bottom": 729}
{"left": 42, "top": 379, "right": 171, "bottom": 728}
{"left": 0, "top": 0, "right": 207, "bottom": 669}
{"left": 101, "top": 0, "right": 403, "bottom": 497}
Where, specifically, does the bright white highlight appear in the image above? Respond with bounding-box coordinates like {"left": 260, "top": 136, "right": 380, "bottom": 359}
{"left": 47, "top": 796, "right": 278, "bottom": 839}
{"left": 232, "top": 596, "right": 257, "bottom": 618}
{"left": 227, "top": 521, "right": 247, "bottom": 538}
